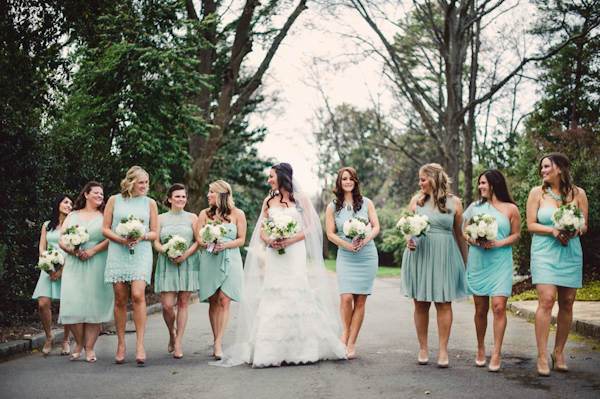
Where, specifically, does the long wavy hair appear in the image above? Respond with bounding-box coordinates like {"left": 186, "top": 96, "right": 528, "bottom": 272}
{"left": 540, "top": 152, "right": 578, "bottom": 205}
{"left": 416, "top": 163, "right": 454, "bottom": 213}
{"left": 162, "top": 183, "right": 186, "bottom": 209}
{"left": 47, "top": 194, "right": 74, "bottom": 231}
{"left": 266, "top": 163, "right": 295, "bottom": 209}
{"left": 333, "top": 167, "right": 363, "bottom": 214}
{"left": 73, "top": 181, "right": 105, "bottom": 212}
{"left": 120, "top": 166, "right": 149, "bottom": 199}
{"left": 476, "top": 169, "right": 516, "bottom": 205}
{"left": 206, "top": 180, "right": 235, "bottom": 222}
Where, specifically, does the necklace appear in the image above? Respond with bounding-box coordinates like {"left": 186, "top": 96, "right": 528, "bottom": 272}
{"left": 546, "top": 187, "right": 562, "bottom": 201}
{"left": 344, "top": 203, "right": 353, "bottom": 211}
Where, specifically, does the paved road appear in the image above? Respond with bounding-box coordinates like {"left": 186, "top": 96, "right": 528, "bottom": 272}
{"left": 1, "top": 277, "right": 599, "bottom": 399}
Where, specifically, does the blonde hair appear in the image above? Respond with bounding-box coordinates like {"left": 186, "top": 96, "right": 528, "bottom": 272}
{"left": 416, "top": 163, "right": 454, "bottom": 213}
{"left": 120, "top": 166, "right": 149, "bottom": 199}
{"left": 206, "top": 180, "right": 235, "bottom": 222}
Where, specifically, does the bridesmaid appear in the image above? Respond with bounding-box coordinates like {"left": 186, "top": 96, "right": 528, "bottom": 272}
{"left": 526, "top": 153, "right": 588, "bottom": 376}
{"left": 196, "top": 180, "right": 246, "bottom": 360}
{"left": 58, "top": 182, "right": 114, "bottom": 362}
{"left": 32, "top": 194, "right": 74, "bottom": 356}
{"left": 462, "top": 170, "right": 520, "bottom": 372}
{"left": 154, "top": 184, "right": 200, "bottom": 359}
{"left": 103, "top": 166, "right": 158, "bottom": 365}
{"left": 325, "top": 167, "right": 379, "bottom": 359}
{"left": 400, "top": 163, "right": 468, "bottom": 367}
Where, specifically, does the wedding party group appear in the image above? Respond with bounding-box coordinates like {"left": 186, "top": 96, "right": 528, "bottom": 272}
{"left": 32, "top": 152, "right": 588, "bottom": 377}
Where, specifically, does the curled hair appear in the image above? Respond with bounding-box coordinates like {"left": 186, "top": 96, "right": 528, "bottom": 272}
{"left": 476, "top": 169, "right": 516, "bottom": 205}
{"left": 333, "top": 167, "right": 363, "bottom": 214}
{"left": 206, "top": 180, "right": 235, "bottom": 222}
{"left": 120, "top": 166, "right": 149, "bottom": 199}
{"left": 540, "top": 152, "right": 578, "bottom": 204}
{"left": 266, "top": 163, "right": 295, "bottom": 209}
{"left": 47, "top": 194, "right": 74, "bottom": 231}
{"left": 416, "top": 163, "right": 454, "bottom": 213}
{"left": 73, "top": 181, "right": 105, "bottom": 212}
{"left": 163, "top": 183, "right": 186, "bottom": 208}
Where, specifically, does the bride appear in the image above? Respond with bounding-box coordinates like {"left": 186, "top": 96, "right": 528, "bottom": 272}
{"left": 212, "top": 163, "right": 347, "bottom": 368}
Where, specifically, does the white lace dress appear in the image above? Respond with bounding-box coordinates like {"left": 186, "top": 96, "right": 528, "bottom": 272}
{"left": 246, "top": 207, "right": 347, "bottom": 367}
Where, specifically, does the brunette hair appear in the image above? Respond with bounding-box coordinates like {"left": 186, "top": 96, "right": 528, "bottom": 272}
{"left": 163, "top": 183, "right": 186, "bottom": 208}
{"left": 333, "top": 167, "right": 363, "bottom": 213}
{"left": 73, "top": 181, "right": 105, "bottom": 212}
{"left": 206, "top": 180, "right": 235, "bottom": 222}
{"left": 120, "top": 166, "right": 149, "bottom": 199}
{"left": 47, "top": 194, "right": 74, "bottom": 231}
{"left": 476, "top": 170, "right": 516, "bottom": 205}
{"left": 540, "top": 152, "right": 578, "bottom": 204}
{"left": 416, "top": 163, "right": 454, "bottom": 213}
{"left": 266, "top": 163, "right": 295, "bottom": 209}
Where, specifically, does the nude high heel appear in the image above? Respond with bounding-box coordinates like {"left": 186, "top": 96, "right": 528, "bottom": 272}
{"left": 551, "top": 350, "right": 568, "bottom": 372}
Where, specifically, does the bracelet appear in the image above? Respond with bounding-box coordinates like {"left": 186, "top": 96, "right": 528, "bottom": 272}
{"left": 144, "top": 233, "right": 148, "bottom": 241}
{"left": 266, "top": 239, "right": 272, "bottom": 248}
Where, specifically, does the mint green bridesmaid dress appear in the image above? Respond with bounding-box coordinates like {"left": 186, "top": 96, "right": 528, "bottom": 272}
{"left": 32, "top": 221, "right": 64, "bottom": 301}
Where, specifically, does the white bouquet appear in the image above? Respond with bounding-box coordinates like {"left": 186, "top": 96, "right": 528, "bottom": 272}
{"left": 199, "top": 220, "right": 227, "bottom": 255}
{"left": 551, "top": 204, "right": 585, "bottom": 235}
{"left": 342, "top": 216, "right": 372, "bottom": 247}
{"left": 262, "top": 213, "right": 299, "bottom": 255}
{"left": 162, "top": 235, "right": 188, "bottom": 266}
{"left": 396, "top": 212, "right": 430, "bottom": 251}
{"left": 465, "top": 213, "right": 498, "bottom": 251}
{"left": 36, "top": 244, "right": 64, "bottom": 273}
{"left": 115, "top": 215, "right": 146, "bottom": 255}
{"left": 61, "top": 225, "right": 90, "bottom": 250}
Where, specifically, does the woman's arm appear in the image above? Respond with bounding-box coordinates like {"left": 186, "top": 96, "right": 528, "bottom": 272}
{"left": 452, "top": 197, "right": 468, "bottom": 265}
{"left": 58, "top": 213, "right": 78, "bottom": 256}
{"left": 325, "top": 204, "right": 354, "bottom": 251}
{"left": 145, "top": 199, "right": 159, "bottom": 242}
{"left": 576, "top": 188, "right": 588, "bottom": 236}
{"left": 195, "top": 210, "right": 208, "bottom": 247}
{"left": 492, "top": 204, "right": 521, "bottom": 248}
{"left": 154, "top": 214, "right": 164, "bottom": 254}
{"left": 405, "top": 196, "right": 419, "bottom": 250}
{"left": 39, "top": 222, "right": 48, "bottom": 256}
{"left": 78, "top": 239, "right": 109, "bottom": 262}
{"left": 222, "top": 209, "right": 247, "bottom": 249}
{"left": 102, "top": 196, "right": 128, "bottom": 245}
{"left": 526, "top": 186, "right": 568, "bottom": 246}
{"left": 361, "top": 198, "right": 380, "bottom": 246}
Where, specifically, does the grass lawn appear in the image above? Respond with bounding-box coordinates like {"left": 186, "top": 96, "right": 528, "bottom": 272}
{"left": 324, "top": 259, "right": 401, "bottom": 277}
{"left": 509, "top": 280, "right": 600, "bottom": 302}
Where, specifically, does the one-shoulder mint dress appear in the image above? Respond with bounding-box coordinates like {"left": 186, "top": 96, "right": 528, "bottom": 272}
{"left": 104, "top": 194, "right": 153, "bottom": 284}
{"left": 530, "top": 207, "right": 582, "bottom": 288}
{"left": 333, "top": 198, "right": 378, "bottom": 295}
{"left": 58, "top": 213, "right": 114, "bottom": 324}
{"left": 198, "top": 222, "right": 243, "bottom": 303}
{"left": 400, "top": 196, "right": 467, "bottom": 302}
{"left": 154, "top": 211, "right": 200, "bottom": 293}
{"left": 464, "top": 202, "right": 513, "bottom": 297}
{"left": 32, "top": 221, "right": 65, "bottom": 301}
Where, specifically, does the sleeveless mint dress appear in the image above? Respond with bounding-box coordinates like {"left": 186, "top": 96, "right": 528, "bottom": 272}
{"left": 530, "top": 207, "right": 582, "bottom": 288}
{"left": 464, "top": 201, "right": 513, "bottom": 297}
{"left": 104, "top": 194, "right": 153, "bottom": 284}
{"left": 333, "top": 198, "right": 378, "bottom": 295}
{"left": 154, "top": 211, "right": 200, "bottom": 293}
{"left": 32, "top": 221, "right": 64, "bottom": 300}
{"left": 198, "top": 222, "right": 243, "bottom": 303}
{"left": 400, "top": 196, "right": 467, "bottom": 302}
{"left": 58, "top": 213, "right": 114, "bottom": 324}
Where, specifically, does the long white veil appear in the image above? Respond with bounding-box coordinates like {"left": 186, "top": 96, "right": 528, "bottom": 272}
{"left": 211, "top": 180, "right": 340, "bottom": 367}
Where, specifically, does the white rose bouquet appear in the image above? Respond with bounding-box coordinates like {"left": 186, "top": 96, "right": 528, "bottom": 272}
{"left": 61, "top": 225, "right": 90, "bottom": 250}
{"left": 395, "top": 212, "right": 430, "bottom": 251}
{"left": 262, "top": 213, "right": 299, "bottom": 255}
{"left": 551, "top": 204, "right": 585, "bottom": 236}
{"left": 115, "top": 215, "right": 146, "bottom": 255}
{"left": 36, "top": 244, "right": 65, "bottom": 273}
{"left": 162, "top": 235, "right": 189, "bottom": 266}
{"left": 465, "top": 213, "right": 498, "bottom": 251}
{"left": 199, "top": 220, "right": 227, "bottom": 255}
{"left": 342, "top": 216, "right": 372, "bottom": 248}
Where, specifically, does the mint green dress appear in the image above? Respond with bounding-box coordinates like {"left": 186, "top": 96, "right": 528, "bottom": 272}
{"left": 154, "top": 211, "right": 200, "bottom": 293}
{"left": 198, "top": 223, "right": 243, "bottom": 303}
{"left": 58, "top": 213, "right": 114, "bottom": 324}
{"left": 104, "top": 194, "right": 153, "bottom": 284}
{"left": 32, "top": 221, "right": 64, "bottom": 301}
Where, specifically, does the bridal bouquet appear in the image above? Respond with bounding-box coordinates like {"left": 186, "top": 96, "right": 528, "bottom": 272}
{"left": 465, "top": 213, "right": 498, "bottom": 251}
{"left": 199, "top": 220, "right": 227, "bottom": 255}
{"left": 162, "top": 235, "right": 188, "bottom": 266}
{"left": 551, "top": 204, "right": 585, "bottom": 235}
{"left": 262, "top": 214, "right": 299, "bottom": 255}
{"left": 395, "top": 212, "right": 430, "bottom": 251}
{"left": 36, "top": 244, "right": 64, "bottom": 273}
{"left": 61, "top": 225, "right": 90, "bottom": 250}
{"left": 115, "top": 215, "right": 146, "bottom": 254}
{"left": 342, "top": 216, "right": 372, "bottom": 247}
